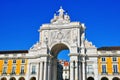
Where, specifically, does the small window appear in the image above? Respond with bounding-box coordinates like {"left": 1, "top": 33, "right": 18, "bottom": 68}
{"left": 102, "top": 65, "right": 106, "bottom": 73}
{"left": 65, "top": 76, "right": 67, "bottom": 79}
{"left": 21, "top": 66, "right": 24, "bottom": 74}
{"left": 65, "top": 67, "right": 67, "bottom": 69}
{"left": 22, "top": 59, "right": 25, "bottom": 63}
{"left": 113, "top": 57, "right": 117, "bottom": 61}
{"left": 32, "top": 65, "right": 36, "bottom": 74}
{"left": 101, "top": 57, "right": 106, "bottom": 62}
{"left": 4, "top": 60, "right": 8, "bottom": 64}
{"left": 87, "top": 65, "right": 93, "bottom": 74}
{"left": 3, "top": 67, "right": 7, "bottom": 74}
{"left": 12, "top": 66, "right": 16, "bottom": 74}
{"left": 13, "top": 59, "right": 16, "bottom": 63}
{"left": 65, "top": 71, "right": 67, "bottom": 74}
{"left": 113, "top": 65, "right": 118, "bottom": 73}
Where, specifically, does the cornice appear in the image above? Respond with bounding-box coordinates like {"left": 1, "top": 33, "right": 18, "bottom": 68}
{"left": 39, "top": 22, "right": 82, "bottom": 31}
{"left": 0, "top": 54, "right": 49, "bottom": 59}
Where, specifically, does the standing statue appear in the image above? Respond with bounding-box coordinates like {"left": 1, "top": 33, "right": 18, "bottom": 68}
{"left": 81, "top": 32, "right": 85, "bottom": 47}
{"left": 81, "top": 33, "right": 85, "bottom": 42}
{"left": 57, "top": 62, "right": 63, "bottom": 80}
{"left": 58, "top": 6, "right": 64, "bottom": 19}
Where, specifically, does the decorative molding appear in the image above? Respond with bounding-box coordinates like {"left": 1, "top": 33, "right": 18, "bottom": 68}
{"left": 69, "top": 53, "right": 79, "bottom": 56}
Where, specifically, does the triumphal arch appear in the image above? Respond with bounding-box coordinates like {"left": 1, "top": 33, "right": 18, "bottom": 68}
{"left": 29, "top": 7, "right": 98, "bottom": 80}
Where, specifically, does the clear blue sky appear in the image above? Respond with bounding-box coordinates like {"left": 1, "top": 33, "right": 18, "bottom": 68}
{"left": 0, "top": 0, "right": 120, "bottom": 51}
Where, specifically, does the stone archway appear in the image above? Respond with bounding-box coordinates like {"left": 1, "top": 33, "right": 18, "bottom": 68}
{"left": 29, "top": 7, "right": 89, "bottom": 80}
{"left": 50, "top": 43, "right": 69, "bottom": 80}
{"left": 101, "top": 77, "right": 109, "bottom": 80}
{"left": 1, "top": 77, "right": 7, "bottom": 80}
{"left": 112, "top": 77, "right": 120, "bottom": 80}
{"left": 87, "top": 77, "right": 94, "bottom": 80}
{"left": 9, "top": 77, "right": 16, "bottom": 80}
{"left": 19, "top": 77, "right": 25, "bottom": 80}
{"left": 30, "top": 77, "right": 36, "bottom": 80}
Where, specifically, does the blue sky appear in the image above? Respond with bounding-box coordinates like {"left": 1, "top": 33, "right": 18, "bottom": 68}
{"left": 0, "top": 0, "right": 120, "bottom": 53}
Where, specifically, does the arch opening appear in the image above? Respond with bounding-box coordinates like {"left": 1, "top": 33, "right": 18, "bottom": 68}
{"left": 50, "top": 43, "right": 70, "bottom": 80}
{"left": 19, "top": 77, "right": 25, "bottom": 80}
{"left": 57, "top": 50, "right": 70, "bottom": 61}
{"left": 30, "top": 77, "right": 36, "bottom": 80}
{"left": 112, "top": 77, "right": 120, "bottom": 80}
{"left": 87, "top": 77, "right": 94, "bottom": 80}
{"left": 51, "top": 43, "right": 69, "bottom": 57}
{"left": 9, "top": 77, "right": 16, "bottom": 80}
{"left": 1, "top": 77, "right": 7, "bottom": 80}
{"left": 101, "top": 77, "right": 109, "bottom": 80}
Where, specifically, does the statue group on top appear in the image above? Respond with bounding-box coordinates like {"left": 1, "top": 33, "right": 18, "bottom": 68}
{"left": 51, "top": 6, "right": 70, "bottom": 24}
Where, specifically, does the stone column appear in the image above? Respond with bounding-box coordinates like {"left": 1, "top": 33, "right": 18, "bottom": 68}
{"left": 82, "top": 57, "right": 86, "bottom": 80}
{"left": 48, "top": 61, "right": 51, "bottom": 80}
{"left": 38, "top": 62, "right": 40, "bottom": 80}
{"left": 53, "top": 60, "right": 57, "bottom": 80}
{"left": 40, "top": 62, "right": 43, "bottom": 80}
{"left": 43, "top": 62, "right": 48, "bottom": 80}
{"left": 94, "top": 58, "right": 98, "bottom": 80}
{"left": 78, "top": 61, "right": 82, "bottom": 80}
{"left": 75, "top": 61, "right": 79, "bottom": 80}
{"left": 70, "top": 61, "right": 74, "bottom": 80}
{"left": 28, "top": 63, "right": 31, "bottom": 80}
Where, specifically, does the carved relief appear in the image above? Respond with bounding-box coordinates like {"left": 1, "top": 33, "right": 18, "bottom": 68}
{"left": 49, "top": 29, "right": 71, "bottom": 45}
{"left": 51, "top": 31, "right": 57, "bottom": 39}
{"left": 50, "top": 31, "right": 57, "bottom": 45}
{"left": 63, "top": 30, "right": 71, "bottom": 42}
{"left": 72, "top": 29, "right": 77, "bottom": 43}
{"left": 57, "top": 32, "right": 63, "bottom": 40}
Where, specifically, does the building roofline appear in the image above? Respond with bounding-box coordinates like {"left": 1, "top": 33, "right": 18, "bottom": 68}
{"left": 97, "top": 46, "right": 120, "bottom": 51}
{"left": 0, "top": 50, "right": 28, "bottom": 54}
